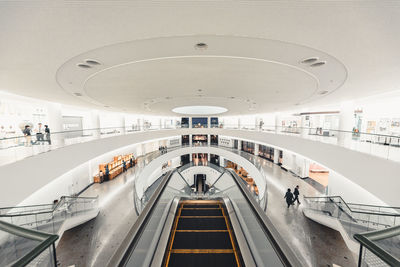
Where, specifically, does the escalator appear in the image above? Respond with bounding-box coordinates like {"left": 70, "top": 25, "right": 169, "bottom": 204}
{"left": 163, "top": 199, "right": 243, "bottom": 267}
{"left": 109, "top": 168, "right": 300, "bottom": 267}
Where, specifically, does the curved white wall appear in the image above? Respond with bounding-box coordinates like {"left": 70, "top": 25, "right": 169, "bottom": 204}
{"left": 1, "top": 128, "right": 399, "bottom": 207}
{"left": 134, "top": 146, "right": 266, "bottom": 199}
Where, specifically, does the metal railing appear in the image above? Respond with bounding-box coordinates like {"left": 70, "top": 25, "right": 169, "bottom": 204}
{"left": 0, "top": 196, "right": 99, "bottom": 233}
{"left": 354, "top": 225, "right": 400, "bottom": 267}
{"left": 0, "top": 220, "right": 58, "bottom": 267}
{"left": 2, "top": 123, "right": 400, "bottom": 167}
{"left": 304, "top": 196, "right": 400, "bottom": 241}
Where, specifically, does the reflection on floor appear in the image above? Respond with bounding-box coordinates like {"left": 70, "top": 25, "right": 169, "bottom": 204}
{"left": 56, "top": 148, "right": 356, "bottom": 267}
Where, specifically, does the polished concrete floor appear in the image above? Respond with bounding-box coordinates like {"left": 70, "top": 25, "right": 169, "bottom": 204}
{"left": 56, "top": 148, "right": 356, "bottom": 267}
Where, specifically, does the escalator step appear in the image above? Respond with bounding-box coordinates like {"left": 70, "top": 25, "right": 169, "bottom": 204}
{"left": 182, "top": 204, "right": 220, "bottom": 209}
{"left": 168, "top": 252, "right": 237, "bottom": 267}
{"left": 180, "top": 209, "right": 222, "bottom": 216}
{"left": 172, "top": 232, "right": 232, "bottom": 249}
{"left": 177, "top": 218, "right": 227, "bottom": 230}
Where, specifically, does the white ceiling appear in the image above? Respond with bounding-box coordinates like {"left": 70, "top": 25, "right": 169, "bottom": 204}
{"left": 1, "top": 1, "right": 400, "bottom": 115}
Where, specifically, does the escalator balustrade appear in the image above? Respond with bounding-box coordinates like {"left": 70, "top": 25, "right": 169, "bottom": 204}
{"left": 163, "top": 200, "right": 243, "bottom": 267}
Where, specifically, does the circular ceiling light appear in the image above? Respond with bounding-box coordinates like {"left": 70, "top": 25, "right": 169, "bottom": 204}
{"left": 172, "top": 105, "right": 227, "bottom": 115}
{"left": 195, "top": 43, "right": 208, "bottom": 50}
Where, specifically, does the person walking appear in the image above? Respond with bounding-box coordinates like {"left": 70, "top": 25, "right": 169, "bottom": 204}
{"left": 293, "top": 185, "right": 301, "bottom": 204}
{"left": 284, "top": 188, "right": 294, "bottom": 208}
{"left": 122, "top": 160, "right": 127, "bottom": 172}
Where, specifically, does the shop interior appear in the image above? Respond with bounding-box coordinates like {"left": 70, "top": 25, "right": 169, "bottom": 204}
{"left": 258, "top": 145, "right": 274, "bottom": 162}
{"left": 192, "top": 153, "right": 208, "bottom": 166}
{"left": 241, "top": 141, "right": 255, "bottom": 154}
{"left": 192, "top": 117, "right": 208, "bottom": 128}
{"left": 308, "top": 162, "right": 329, "bottom": 188}
{"left": 192, "top": 135, "right": 208, "bottom": 145}
{"left": 210, "top": 135, "right": 218, "bottom": 145}
{"left": 181, "top": 135, "right": 189, "bottom": 146}
{"left": 210, "top": 154, "right": 220, "bottom": 165}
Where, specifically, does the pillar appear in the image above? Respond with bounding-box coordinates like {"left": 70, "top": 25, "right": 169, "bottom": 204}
{"left": 338, "top": 101, "right": 354, "bottom": 147}
{"left": 273, "top": 149, "right": 280, "bottom": 164}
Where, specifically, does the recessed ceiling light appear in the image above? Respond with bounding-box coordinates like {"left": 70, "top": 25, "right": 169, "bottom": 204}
{"left": 310, "top": 61, "right": 326, "bottom": 67}
{"left": 104, "top": 105, "right": 110, "bottom": 108}
{"left": 301, "top": 57, "right": 319, "bottom": 64}
{"left": 229, "top": 96, "right": 235, "bottom": 99}
{"left": 318, "top": 90, "right": 329, "bottom": 95}
{"left": 172, "top": 106, "right": 227, "bottom": 115}
{"left": 165, "top": 96, "right": 172, "bottom": 100}
{"left": 77, "top": 63, "right": 91, "bottom": 69}
{"left": 73, "top": 92, "right": 83, "bottom": 96}
{"left": 195, "top": 43, "right": 208, "bottom": 50}
{"left": 85, "top": 59, "right": 101, "bottom": 65}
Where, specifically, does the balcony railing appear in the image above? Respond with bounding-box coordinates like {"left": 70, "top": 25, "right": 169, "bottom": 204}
{"left": 1, "top": 124, "right": 400, "bottom": 167}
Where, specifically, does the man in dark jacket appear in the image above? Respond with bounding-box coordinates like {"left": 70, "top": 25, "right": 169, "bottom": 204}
{"left": 284, "top": 188, "right": 294, "bottom": 208}
{"left": 293, "top": 185, "right": 301, "bottom": 204}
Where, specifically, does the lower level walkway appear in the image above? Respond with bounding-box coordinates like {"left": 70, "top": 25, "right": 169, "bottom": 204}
{"left": 56, "top": 148, "right": 356, "bottom": 267}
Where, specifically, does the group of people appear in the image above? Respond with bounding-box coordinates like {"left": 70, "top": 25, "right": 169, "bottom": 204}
{"left": 284, "top": 185, "right": 301, "bottom": 208}
{"left": 159, "top": 146, "right": 167, "bottom": 154}
{"left": 22, "top": 123, "right": 51, "bottom": 146}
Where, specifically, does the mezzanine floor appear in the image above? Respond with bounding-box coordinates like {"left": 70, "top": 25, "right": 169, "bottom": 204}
{"left": 56, "top": 148, "right": 356, "bottom": 267}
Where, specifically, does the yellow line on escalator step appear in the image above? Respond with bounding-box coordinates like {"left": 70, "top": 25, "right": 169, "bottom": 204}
{"left": 175, "top": 230, "right": 228, "bottom": 232}
{"left": 171, "top": 249, "right": 234, "bottom": 254}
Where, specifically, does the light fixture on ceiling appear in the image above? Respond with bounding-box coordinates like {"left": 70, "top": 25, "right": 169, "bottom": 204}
{"left": 73, "top": 92, "right": 83, "bottom": 96}
{"left": 318, "top": 90, "right": 329, "bottom": 95}
{"left": 172, "top": 106, "right": 227, "bottom": 115}
{"left": 85, "top": 59, "right": 101, "bottom": 65}
{"left": 301, "top": 57, "right": 319, "bottom": 64}
{"left": 77, "top": 63, "right": 91, "bottom": 69}
{"left": 229, "top": 96, "right": 235, "bottom": 99}
{"left": 310, "top": 61, "right": 326, "bottom": 67}
{"left": 104, "top": 105, "right": 110, "bottom": 108}
{"left": 195, "top": 42, "right": 208, "bottom": 50}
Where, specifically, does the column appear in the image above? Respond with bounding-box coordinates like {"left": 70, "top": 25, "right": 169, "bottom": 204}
{"left": 300, "top": 115, "right": 308, "bottom": 138}
{"left": 338, "top": 101, "right": 354, "bottom": 147}
{"left": 47, "top": 103, "right": 64, "bottom": 146}
{"left": 274, "top": 113, "right": 281, "bottom": 134}
{"left": 273, "top": 148, "right": 280, "bottom": 164}
{"left": 254, "top": 143, "right": 259, "bottom": 156}
{"left": 207, "top": 134, "right": 210, "bottom": 146}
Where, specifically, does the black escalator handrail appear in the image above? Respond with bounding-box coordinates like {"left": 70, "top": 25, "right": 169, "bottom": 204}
{"left": 225, "top": 168, "right": 301, "bottom": 267}
{"left": 0, "top": 220, "right": 59, "bottom": 267}
{"left": 107, "top": 170, "right": 175, "bottom": 267}
{"left": 354, "top": 225, "right": 400, "bottom": 266}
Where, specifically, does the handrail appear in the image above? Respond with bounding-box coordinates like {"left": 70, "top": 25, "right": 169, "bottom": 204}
{"left": 354, "top": 225, "right": 400, "bottom": 266}
{"left": 225, "top": 168, "right": 301, "bottom": 267}
{"left": 107, "top": 170, "right": 175, "bottom": 267}
{"left": 0, "top": 220, "right": 59, "bottom": 267}
{"left": 304, "top": 196, "right": 400, "bottom": 217}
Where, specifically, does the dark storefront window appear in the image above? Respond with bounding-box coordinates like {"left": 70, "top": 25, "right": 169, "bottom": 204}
{"left": 210, "top": 135, "right": 218, "bottom": 145}
{"left": 182, "top": 135, "right": 189, "bottom": 145}
{"left": 258, "top": 144, "right": 274, "bottom": 162}
{"left": 241, "top": 141, "right": 255, "bottom": 154}
{"left": 210, "top": 117, "right": 219, "bottom": 128}
{"left": 181, "top": 117, "right": 189, "bottom": 128}
{"left": 192, "top": 117, "right": 208, "bottom": 128}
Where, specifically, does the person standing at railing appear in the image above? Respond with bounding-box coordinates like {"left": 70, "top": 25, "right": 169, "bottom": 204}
{"left": 44, "top": 125, "right": 51, "bottom": 144}
{"left": 34, "top": 122, "right": 45, "bottom": 144}
{"left": 122, "top": 160, "right": 127, "bottom": 172}
{"left": 23, "top": 125, "right": 32, "bottom": 146}
{"left": 284, "top": 188, "right": 294, "bottom": 208}
{"left": 105, "top": 165, "right": 110, "bottom": 181}
{"left": 293, "top": 185, "right": 301, "bottom": 204}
